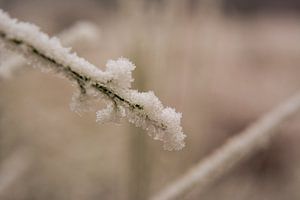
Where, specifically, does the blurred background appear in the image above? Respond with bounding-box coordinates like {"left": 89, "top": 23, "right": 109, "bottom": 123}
{"left": 1, "top": 0, "right": 300, "bottom": 199}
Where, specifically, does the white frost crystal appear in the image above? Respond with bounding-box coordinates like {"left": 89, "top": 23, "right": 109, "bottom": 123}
{"left": 0, "top": 21, "right": 101, "bottom": 79}
{"left": 96, "top": 103, "right": 126, "bottom": 124}
{"left": 105, "top": 58, "right": 135, "bottom": 89}
{"left": 0, "top": 9, "right": 186, "bottom": 150}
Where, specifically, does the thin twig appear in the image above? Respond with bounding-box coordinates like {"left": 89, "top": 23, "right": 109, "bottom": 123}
{"left": 151, "top": 93, "right": 300, "bottom": 200}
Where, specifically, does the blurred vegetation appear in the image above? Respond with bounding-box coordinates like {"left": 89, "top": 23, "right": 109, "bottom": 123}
{"left": 1, "top": 0, "right": 300, "bottom": 199}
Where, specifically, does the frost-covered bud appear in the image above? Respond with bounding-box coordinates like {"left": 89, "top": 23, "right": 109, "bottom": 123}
{"left": 123, "top": 91, "right": 186, "bottom": 150}
{"left": 105, "top": 58, "right": 135, "bottom": 89}
{"left": 96, "top": 103, "right": 126, "bottom": 124}
{"left": 96, "top": 103, "right": 116, "bottom": 123}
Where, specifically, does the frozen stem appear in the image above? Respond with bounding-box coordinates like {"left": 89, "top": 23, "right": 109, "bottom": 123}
{"left": 0, "top": 20, "right": 101, "bottom": 79}
{"left": 0, "top": 9, "right": 185, "bottom": 150}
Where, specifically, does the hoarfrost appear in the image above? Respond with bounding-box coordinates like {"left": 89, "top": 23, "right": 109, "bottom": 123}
{"left": 0, "top": 9, "right": 186, "bottom": 150}
{"left": 105, "top": 58, "right": 135, "bottom": 89}
{"left": 96, "top": 103, "right": 126, "bottom": 124}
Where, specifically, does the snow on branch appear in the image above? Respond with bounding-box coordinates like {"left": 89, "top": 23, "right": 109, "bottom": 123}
{"left": 0, "top": 21, "right": 101, "bottom": 79}
{"left": 0, "top": 9, "right": 186, "bottom": 150}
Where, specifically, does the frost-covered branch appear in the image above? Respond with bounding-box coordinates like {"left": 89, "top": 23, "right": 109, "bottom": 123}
{"left": 0, "top": 21, "right": 101, "bottom": 79}
{"left": 0, "top": 9, "right": 185, "bottom": 150}
{"left": 151, "top": 93, "right": 300, "bottom": 199}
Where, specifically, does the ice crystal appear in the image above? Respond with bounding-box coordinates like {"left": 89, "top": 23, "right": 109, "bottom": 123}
{"left": 105, "top": 58, "right": 135, "bottom": 89}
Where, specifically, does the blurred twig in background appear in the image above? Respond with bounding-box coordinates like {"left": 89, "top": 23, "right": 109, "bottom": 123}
{"left": 128, "top": 44, "right": 153, "bottom": 200}
{"left": 151, "top": 92, "right": 300, "bottom": 200}
{"left": 0, "top": 149, "right": 31, "bottom": 196}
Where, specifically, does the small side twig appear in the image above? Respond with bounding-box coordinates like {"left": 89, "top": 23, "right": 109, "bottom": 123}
{"left": 151, "top": 93, "right": 300, "bottom": 200}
